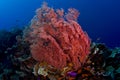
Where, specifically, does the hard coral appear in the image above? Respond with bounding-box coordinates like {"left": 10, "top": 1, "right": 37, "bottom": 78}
{"left": 23, "top": 2, "right": 91, "bottom": 70}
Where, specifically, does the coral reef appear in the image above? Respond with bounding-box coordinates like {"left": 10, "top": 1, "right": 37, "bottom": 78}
{"left": 0, "top": 28, "right": 22, "bottom": 63}
{"left": 0, "top": 27, "right": 38, "bottom": 80}
{"left": 23, "top": 2, "right": 91, "bottom": 70}
{"left": 0, "top": 27, "right": 120, "bottom": 80}
{"left": 0, "top": 2, "right": 120, "bottom": 80}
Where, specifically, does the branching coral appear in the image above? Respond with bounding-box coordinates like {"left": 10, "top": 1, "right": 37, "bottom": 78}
{"left": 23, "top": 2, "right": 91, "bottom": 70}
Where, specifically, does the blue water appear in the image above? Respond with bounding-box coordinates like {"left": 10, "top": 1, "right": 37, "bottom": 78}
{"left": 0, "top": 0, "right": 120, "bottom": 48}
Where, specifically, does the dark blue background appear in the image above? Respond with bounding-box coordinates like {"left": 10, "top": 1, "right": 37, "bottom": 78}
{"left": 0, "top": 0, "right": 120, "bottom": 48}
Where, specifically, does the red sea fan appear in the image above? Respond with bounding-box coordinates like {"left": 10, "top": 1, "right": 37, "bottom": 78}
{"left": 23, "top": 2, "right": 91, "bottom": 70}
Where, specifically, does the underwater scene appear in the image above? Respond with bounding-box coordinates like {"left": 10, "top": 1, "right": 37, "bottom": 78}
{"left": 0, "top": 0, "right": 120, "bottom": 80}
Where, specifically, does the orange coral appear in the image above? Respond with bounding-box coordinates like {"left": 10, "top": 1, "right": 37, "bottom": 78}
{"left": 23, "top": 2, "right": 91, "bottom": 70}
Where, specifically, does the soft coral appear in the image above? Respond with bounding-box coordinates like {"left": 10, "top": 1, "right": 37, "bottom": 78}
{"left": 23, "top": 2, "right": 91, "bottom": 70}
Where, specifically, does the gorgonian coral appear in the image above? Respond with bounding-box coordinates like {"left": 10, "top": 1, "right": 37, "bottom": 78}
{"left": 23, "top": 2, "right": 91, "bottom": 70}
